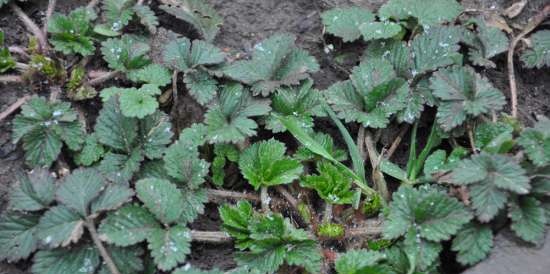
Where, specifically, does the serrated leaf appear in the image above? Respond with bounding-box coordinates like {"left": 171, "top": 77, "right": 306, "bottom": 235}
{"left": 402, "top": 228, "right": 442, "bottom": 271}
{"left": 431, "top": 66, "right": 506, "bottom": 131}
{"left": 469, "top": 183, "right": 508, "bottom": 223}
{"left": 91, "top": 184, "right": 134, "bottom": 214}
{"left": 9, "top": 169, "right": 55, "bottom": 211}
{"left": 212, "top": 144, "right": 240, "bottom": 186}
{"left": 119, "top": 87, "right": 159, "bottom": 118}
{"left": 517, "top": 117, "right": 550, "bottom": 166}
{"left": 0, "top": 43, "right": 16, "bottom": 73}
{"left": 75, "top": 134, "right": 105, "bottom": 166}
{"left": 411, "top": 26, "right": 462, "bottom": 75}
{"left": 223, "top": 33, "right": 319, "bottom": 96}
{"left": 95, "top": 97, "right": 138, "bottom": 152}
{"left": 184, "top": 69, "right": 218, "bottom": 105}
{"left": 163, "top": 37, "right": 225, "bottom": 71}
{"left": 219, "top": 201, "right": 254, "bottom": 247}
{"left": 239, "top": 139, "right": 303, "bottom": 189}
{"left": 56, "top": 168, "right": 106, "bottom": 217}
{"left": 509, "top": 197, "right": 547, "bottom": 244}
{"left": 359, "top": 21, "right": 402, "bottom": 41}
{"left": 364, "top": 39, "right": 411, "bottom": 78}
{"left": 384, "top": 185, "right": 472, "bottom": 241}
{"left": 102, "top": 0, "right": 134, "bottom": 33}
{"left": 293, "top": 132, "right": 348, "bottom": 162}
{"left": 266, "top": 79, "right": 323, "bottom": 133}
{"left": 98, "top": 246, "right": 144, "bottom": 274}
{"left": 48, "top": 8, "right": 96, "bottom": 56}
{"left": 0, "top": 212, "right": 40, "bottom": 262}
{"left": 140, "top": 110, "right": 174, "bottom": 159}
{"left": 163, "top": 140, "right": 209, "bottom": 189}
{"left": 99, "top": 204, "right": 161, "bottom": 246}
{"left": 301, "top": 162, "right": 355, "bottom": 205}
{"left": 101, "top": 35, "right": 150, "bottom": 72}
{"left": 335, "top": 249, "right": 385, "bottom": 274}
{"left": 129, "top": 63, "right": 171, "bottom": 86}
{"left": 147, "top": 225, "right": 191, "bottom": 271}
{"left": 177, "top": 123, "right": 208, "bottom": 148}
{"left": 36, "top": 206, "right": 84, "bottom": 248}
{"left": 321, "top": 7, "right": 375, "bottom": 42}
{"left": 205, "top": 83, "right": 271, "bottom": 143}
{"left": 136, "top": 178, "right": 185, "bottom": 224}
{"left": 160, "top": 0, "right": 222, "bottom": 42}
{"left": 179, "top": 188, "right": 208, "bottom": 224}
{"left": 379, "top": 0, "right": 463, "bottom": 26}
{"left": 31, "top": 245, "right": 100, "bottom": 274}
{"left": 98, "top": 151, "right": 143, "bottom": 184}
{"left": 325, "top": 59, "right": 408, "bottom": 128}
{"left": 467, "top": 18, "right": 509, "bottom": 68}
{"left": 521, "top": 30, "right": 550, "bottom": 68}
{"left": 451, "top": 223, "right": 493, "bottom": 266}
{"left": 134, "top": 4, "right": 159, "bottom": 33}
{"left": 172, "top": 267, "right": 224, "bottom": 274}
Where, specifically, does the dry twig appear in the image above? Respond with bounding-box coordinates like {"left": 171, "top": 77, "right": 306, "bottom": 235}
{"left": 10, "top": 2, "right": 48, "bottom": 53}
{"left": 0, "top": 95, "right": 30, "bottom": 122}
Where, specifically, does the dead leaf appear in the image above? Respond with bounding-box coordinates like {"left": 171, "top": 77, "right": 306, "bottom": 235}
{"left": 503, "top": 0, "right": 527, "bottom": 18}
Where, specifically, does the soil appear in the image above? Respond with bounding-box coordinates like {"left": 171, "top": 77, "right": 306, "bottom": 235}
{"left": 0, "top": 0, "right": 549, "bottom": 273}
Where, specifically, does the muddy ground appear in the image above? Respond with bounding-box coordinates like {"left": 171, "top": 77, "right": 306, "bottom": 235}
{"left": 0, "top": 0, "right": 549, "bottom": 273}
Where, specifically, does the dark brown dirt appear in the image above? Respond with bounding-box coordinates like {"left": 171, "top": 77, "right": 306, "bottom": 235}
{"left": 1, "top": 0, "right": 549, "bottom": 273}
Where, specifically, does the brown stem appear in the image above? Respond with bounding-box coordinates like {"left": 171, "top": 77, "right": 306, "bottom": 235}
{"left": 9, "top": 46, "right": 30, "bottom": 59}
{"left": 0, "top": 95, "right": 30, "bottom": 122}
{"left": 507, "top": 5, "right": 550, "bottom": 118}
{"left": 49, "top": 85, "right": 61, "bottom": 102}
{"left": 206, "top": 188, "right": 261, "bottom": 203}
{"left": 15, "top": 62, "right": 29, "bottom": 72}
{"left": 85, "top": 218, "right": 121, "bottom": 274}
{"left": 88, "top": 71, "right": 120, "bottom": 86}
{"left": 0, "top": 75, "right": 23, "bottom": 83}
{"left": 10, "top": 3, "right": 48, "bottom": 53}
{"left": 467, "top": 123, "right": 477, "bottom": 154}
{"left": 322, "top": 202, "right": 332, "bottom": 223}
{"left": 357, "top": 126, "right": 366, "bottom": 160}
{"left": 385, "top": 124, "right": 410, "bottom": 160}
{"left": 190, "top": 230, "right": 232, "bottom": 243}
{"left": 345, "top": 219, "right": 384, "bottom": 238}
{"left": 43, "top": 0, "right": 57, "bottom": 35}
{"left": 260, "top": 186, "right": 270, "bottom": 212}
{"left": 364, "top": 130, "right": 389, "bottom": 201}
{"left": 275, "top": 186, "right": 298, "bottom": 208}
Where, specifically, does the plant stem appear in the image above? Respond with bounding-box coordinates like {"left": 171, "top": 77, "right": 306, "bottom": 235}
{"left": 364, "top": 130, "right": 389, "bottom": 201}
{"left": 0, "top": 95, "right": 30, "bottom": 122}
{"left": 274, "top": 185, "right": 298, "bottom": 208}
{"left": 85, "top": 218, "right": 121, "bottom": 274}
{"left": 0, "top": 75, "right": 23, "bottom": 83}
{"left": 10, "top": 3, "right": 48, "bottom": 53}
{"left": 385, "top": 124, "right": 410, "bottom": 160}
{"left": 190, "top": 230, "right": 232, "bottom": 243}
{"left": 15, "top": 62, "right": 29, "bottom": 72}
{"left": 345, "top": 219, "right": 384, "bottom": 237}
{"left": 467, "top": 123, "right": 477, "bottom": 154}
{"left": 507, "top": 4, "right": 550, "bottom": 118}
{"left": 9, "top": 46, "right": 30, "bottom": 59}
{"left": 357, "top": 126, "right": 366, "bottom": 160}
{"left": 322, "top": 202, "right": 332, "bottom": 223}
{"left": 88, "top": 71, "right": 120, "bottom": 86}
{"left": 206, "top": 188, "right": 261, "bottom": 202}
{"left": 260, "top": 186, "right": 270, "bottom": 212}
{"left": 43, "top": 0, "right": 57, "bottom": 35}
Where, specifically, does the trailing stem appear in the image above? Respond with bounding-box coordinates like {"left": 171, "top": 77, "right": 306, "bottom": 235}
{"left": 88, "top": 71, "right": 120, "bottom": 86}
{"left": 190, "top": 230, "right": 232, "bottom": 243}
{"left": 260, "top": 186, "right": 270, "bottom": 212}
{"left": 10, "top": 3, "right": 48, "bottom": 53}
{"left": 206, "top": 188, "right": 261, "bottom": 203}
{"left": 85, "top": 218, "right": 121, "bottom": 274}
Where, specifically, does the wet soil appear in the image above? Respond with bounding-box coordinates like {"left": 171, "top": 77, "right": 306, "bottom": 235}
{"left": 0, "top": 0, "right": 549, "bottom": 273}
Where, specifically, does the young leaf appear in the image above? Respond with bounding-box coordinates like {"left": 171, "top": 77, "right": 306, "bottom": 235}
{"left": 128, "top": 64, "right": 171, "bottom": 86}
{"left": 320, "top": 7, "right": 375, "bottom": 42}
{"left": 517, "top": 117, "right": 550, "bottom": 166}
{"left": 75, "top": 134, "right": 105, "bottom": 166}
{"left": 430, "top": 66, "right": 506, "bottom": 131}
{"left": 163, "top": 139, "right": 209, "bottom": 189}
{"left": 521, "top": 30, "right": 550, "bottom": 68}
{"left": 133, "top": 4, "right": 159, "bottom": 33}
{"left": 212, "top": 144, "right": 239, "bottom": 186}
{"left": 509, "top": 197, "right": 547, "bottom": 244}
{"left": 301, "top": 162, "right": 355, "bottom": 205}
{"left": 160, "top": 0, "right": 223, "bottom": 42}
{"left": 205, "top": 83, "right": 271, "bottom": 143}
{"left": 36, "top": 206, "right": 84, "bottom": 248}
{"left": 147, "top": 225, "right": 191, "bottom": 271}
{"left": 48, "top": 8, "right": 96, "bottom": 56}
{"left": 162, "top": 37, "right": 225, "bottom": 72}
{"left": 379, "top": 0, "right": 463, "bottom": 26}
{"left": 445, "top": 152, "right": 530, "bottom": 222}
{"left": 9, "top": 169, "right": 56, "bottom": 211}
{"left": 384, "top": 185, "right": 472, "bottom": 241}
{"left": 466, "top": 18, "right": 509, "bottom": 68}
{"left": 223, "top": 33, "right": 319, "bottom": 96}
{"left": 99, "top": 204, "right": 161, "bottom": 246}
{"left": 238, "top": 139, "right": 303, "bottom": 190}
{"left": 265, "top": 79, "right": 324, "bottom": 133}
{"left": 474, "top": 121, "right": 514, "bottom": 153}
{"left": 56, "top": 168, "right": 106, "bottom": 217}
{"left": 101, "top": 0, "right": 134, "bottom": 33}
{"left": 100, "top": 35, "right": 151, "bottom": 72}
{"left": 31, "top": 245, "right": 100, "bottom": 274}
{"left": 451, "top": 223, "right": 493, "bottom": 266}
{"left": 136, "top": 178, "right": 185, "bottom": 224}
{"left": 0, "top": 31, "right": 16, "bottom": 72}
{"left": 12, "top": 97, "right": 85, "bottom": 167}
{"left": 0, "top": 212, "right": 40, "bottom": 262}
{"left": 119, "top": 85, "right": 161, "bottom": 118}
{"left": 184, "top": 69, "right": 218, "bottom": 105}
{"left": 219, "top": 201, "right": 254, "bottom": 249}
{"left": 335, "top": 249, "right": 385, "bottom": 274}
{"left": 325, "top": 58, "right": 408, "bottom": 128}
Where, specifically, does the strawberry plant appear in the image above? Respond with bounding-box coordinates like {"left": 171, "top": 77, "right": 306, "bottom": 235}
{"left": 1, "top": 0, "right": 549, "bottom": 273}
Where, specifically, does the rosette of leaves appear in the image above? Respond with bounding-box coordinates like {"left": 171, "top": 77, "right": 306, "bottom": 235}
{"left": 12, "top": 97, "right": 85, "bottom": 167}
{"left": 160, "top": 0, "right": 222, "bottom": 42}
{"left": 162, "top": 37, "right": 225, "bottom": 105}
{"left": 93, "top": 97, "right": 173, "bottom": 183}
{"left": 0, "top": 168, "right": 135, "bottom": 274}
{"left": 301, "top": 161, "right": 355, "bottom": 205}
{"left": 95, "top": 0, "right": 159, "bottom": 36}
{"left": 239, "top": 138, "right": 303, "bottom": 190}
{"left": 219, "top": 201, "right": 322, "bottom": 273}
{"left": 320, "top": 7, "right": 402, "bottom": 43}
{"left": 379, "top": 0, "right": 463, "bottom": 26}
{"left": 223, "top": 33, "right": 320, "bottom": 96}
{"left": 265, "top": 79, "right": 324, "bottom": 133}
{"left": 325, "top": 58, "right": 409, "bottom": 128}
{"left": 517, "top": 116, "right": 550, "bottom": 166}
{"left": 48, "top": 7, "right": 97, "bottom": 56}
{"left": 383, "top": 185, "right": 472, "bottom": 272}
{"left": 100, "top": 34, "right": 151, "bottom": 77}
{"left": 0, "top": 31, "right": 16, "bottom": 72}
{"left": 521, "top": 30, "right": 550, "bottom": 69}
{"left": 204, "top": 83, "right": 271, "bottom": 144}
{"left": 430, "top": 66, "right": 506, "bottom": 131}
